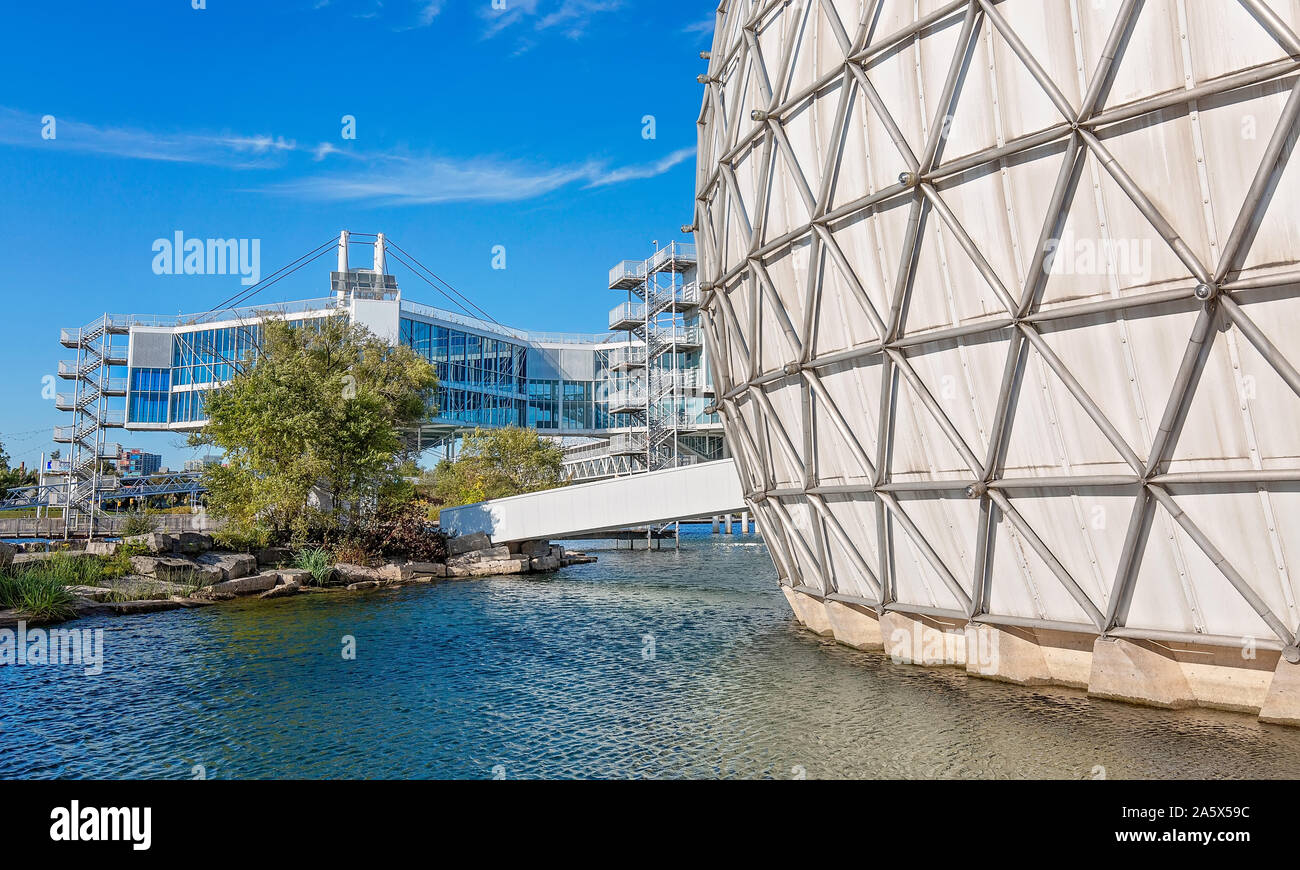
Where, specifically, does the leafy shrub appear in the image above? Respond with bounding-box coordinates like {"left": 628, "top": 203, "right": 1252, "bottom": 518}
{"left": 120, "top": 510, "right": 158, "bottom": 537}
{"left": 212, "top": 524, "right": 273, "bottom": 554}
{"left": 341, "top": 498, "right": 446, "bottom": 562}
{"left": 293, "top": 548, "right": 334, "bottom": 586}
{"left": 101, "top": 540, "right": 148, "bottom": 580}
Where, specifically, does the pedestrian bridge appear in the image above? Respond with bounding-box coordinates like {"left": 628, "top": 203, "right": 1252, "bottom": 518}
{"left": 439, "top": 459, "right": 746, "bottom": 544}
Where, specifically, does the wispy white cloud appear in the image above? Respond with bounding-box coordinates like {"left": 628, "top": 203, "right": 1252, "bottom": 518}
{"left": 415, "top": 0, "right": 443, "bottom": 26}
{"left": 682, "top": 15, "right": 714, "bottom": 35}
{"left": 482, "top": 0, "right": 622, "bottom": 45}
{"left": 0, "top": 106, "right": 692, "bottom": 206}
{"left": 0, "top": 107, "right": 301, "bottom": 168}
{"left": 261, "top": 147, "right": 695, "bottom": 205}
{"left": 585, "top": 147, "right": 693, "bottom": 187}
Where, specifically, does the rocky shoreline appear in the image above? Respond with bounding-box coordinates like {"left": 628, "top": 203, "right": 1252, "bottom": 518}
{"left": 0, "top": 530, "right": 596, "bottom": 628}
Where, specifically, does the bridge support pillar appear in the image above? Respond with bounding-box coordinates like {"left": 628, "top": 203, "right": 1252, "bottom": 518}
{"left": 1089, "top": 637, "right": 1277, "bottom": 712}
{"left": 879, "top": 611, "right": 967, "bottom": 667}
{"left": 712, "top": 515, "right": 719, "bottom": 534}
{"left": 1259, "top": 659, "right": 1300, "bottom": 725}
{"left": 724, "top": 513, "right": 733, "bottom": 534}
{"left": 823, "top": 600, "right": 882, "bottom": 650}
{"left": 780, "top": 586, "right": 833, "bottom": 635}
{"left": 1088, "top": 638, "right": 1195, "bottom": 709}
{"left": 741, "top": 511, "right": 749, "bottom": 534}
{"left": 962, "top": 625, "right": 1092, "bottom": 687}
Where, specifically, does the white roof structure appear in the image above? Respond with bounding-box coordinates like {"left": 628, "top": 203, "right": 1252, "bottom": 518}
{"left": 694, "top": 0, "right": 1300, "bottom": 652}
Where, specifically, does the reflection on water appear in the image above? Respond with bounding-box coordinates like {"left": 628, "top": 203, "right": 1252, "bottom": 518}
{"left": 4, "top": 527, "right": 1300, "bottom": 779}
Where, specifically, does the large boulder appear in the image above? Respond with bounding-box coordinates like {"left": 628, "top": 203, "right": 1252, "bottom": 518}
{"left": 256, "top": 547, "right": 294, "bottom": 567}
{"left": 129, "top": 556, "right": 222, "bottom": 586}
{"left": 446, "top": 531, "right": 491, "bottom": 556}
{"left": 175, "top": 532, "right": 214, "bottom": 556}
{"left": 123, "top": 532, "right": 174, "bottom": 555}
{"left": 447, "top": 545, "right": 511, "bottom": 567}
{"left": 259, "top": 580, "right": 301, "bottom": 600}
{"left": 333, "top": 563, "right": 383, "bottom": 585}
{"left": 0, "top": 542, "right": 14, "bottom": 570}
{"left": 84, "top": 540, "right": 119, "bottom": 557}
{"left": 447, "top": 558, "right": 530, "bottom": 578}
{"left": 519, "top": 540, "right": 551, "bottom": 558}
{"left": 67, "top": 584, "right": 113, "bottom": 603}
{"left": 275, "top": 568, "right": 312, "bottom": 585}
{"left": 195, "top": 552, "right": 257, "bottom": 582}
{"left": 407, "top": 561, "right": 447, "bottom": 578}
{"left": 376, "top": 563, "right": 414, "bottom": 583}
{"left": 202, "top": 571, "right": 279, "bottom": 597}
{"left": 529, "top": 554, "right": 561, "bottom": 573}
{"left": 129, "top": 555, "right": 195, "bottom": 578}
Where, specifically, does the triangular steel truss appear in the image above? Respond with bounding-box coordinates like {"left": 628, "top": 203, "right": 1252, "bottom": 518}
{"left": 696, "top": 0, "right": 1300, "bottom": 653}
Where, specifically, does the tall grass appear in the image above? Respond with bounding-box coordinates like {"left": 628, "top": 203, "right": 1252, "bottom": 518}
{"left": 0, "top": 557, "right": 82, "bottom": 621}
{"left": 19, "top": 552, "right": 106, "bottom": 587}
{"left": 294, "top": 548, "right": 334, "bottom": 586}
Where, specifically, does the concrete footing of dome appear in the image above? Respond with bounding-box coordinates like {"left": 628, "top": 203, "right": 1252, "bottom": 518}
{"left": 782, "top": 585, "right": 1300, "bottom": 726}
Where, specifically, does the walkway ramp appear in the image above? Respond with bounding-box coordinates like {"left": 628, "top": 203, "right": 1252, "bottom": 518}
{"left": 440, "top": 459, "right": 746, "bottom": 544}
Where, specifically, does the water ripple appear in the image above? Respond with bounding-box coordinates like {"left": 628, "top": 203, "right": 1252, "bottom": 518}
{"left": 3, "top": 528, "right": 1300, "bottom": 779}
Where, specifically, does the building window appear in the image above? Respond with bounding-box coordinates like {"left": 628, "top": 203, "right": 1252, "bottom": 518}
{"left": 128, "top": 368, "right": 170, "bottom": 424}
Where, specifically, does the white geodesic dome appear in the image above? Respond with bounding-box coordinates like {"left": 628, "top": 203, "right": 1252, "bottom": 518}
{"left": 694, "top": 0, "right": 1300, "bottom": 651}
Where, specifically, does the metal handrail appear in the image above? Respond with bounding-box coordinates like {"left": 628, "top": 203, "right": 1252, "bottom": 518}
{"left": 608, "top": 302, "right": 646, "bottom": 328}
{"left": 609, "top": 259, "right": 646, "bottom": 286}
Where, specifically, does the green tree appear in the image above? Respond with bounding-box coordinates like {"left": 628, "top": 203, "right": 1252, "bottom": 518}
{"left": 0, "top": 440, "right": 37, "bottom": 493}
{"left": 189, "top": 316, "right": 437, "bottom": 542}
{"left": 426, "top": 427, "right": 566, "bottom": 509}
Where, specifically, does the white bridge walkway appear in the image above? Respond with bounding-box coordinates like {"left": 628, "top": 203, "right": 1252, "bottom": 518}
{"left": 439, "top": 459, "right": 746, "bottom": 544}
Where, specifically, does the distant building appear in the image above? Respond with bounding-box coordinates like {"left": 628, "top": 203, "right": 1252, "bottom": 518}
{"left": 183, "top": 455, "right": 222, "bottom": 472}
{"left": 116, "top": 448, "right": 161, "bottom": 477}
{"left": 52, "top": 231, "right": 725, "bottom": 532}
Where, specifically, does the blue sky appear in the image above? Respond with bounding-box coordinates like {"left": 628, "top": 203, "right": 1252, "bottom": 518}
{"left": 0, "top": 0, "right": 714, "bottom": 470}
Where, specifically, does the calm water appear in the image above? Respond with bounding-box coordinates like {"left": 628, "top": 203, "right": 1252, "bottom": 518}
{"left": 4, "top": 527, "right": 1300, "bottom": 779}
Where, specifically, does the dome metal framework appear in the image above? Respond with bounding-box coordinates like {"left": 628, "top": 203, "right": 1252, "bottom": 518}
{"left": 694, "top": 0, "right": 1300, "bottom": 653}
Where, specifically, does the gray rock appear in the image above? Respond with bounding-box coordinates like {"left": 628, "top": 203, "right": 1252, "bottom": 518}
{"left": 376, "top": 562, "right": 414, "bottom": 582}
{"left": 196, "top": 551, "right": 257, "bottom": 581}
{"left": 346, "top": 580, "right": 380, "bottom": 591}
{"left": 530, "top": 554, "right": 561, "bottom": 573}
{"left": 447, "top": 545, "right": 511, "bottom": 567}
{"left": 519, "top": 540, "right": 551, "bottom": 558}
{"left": 407, "top": 561, "right": 447, "bottom": 578}
{"left": 123, "top": 532, "right": 174, "bottom": 554}
{"left": 256, "top": 547, "right": 294, "bottom": 567}
{"left": 259, "top": 580, "right": 301, "bottom": 599}
{"left": 67, "top": 584, "right": 113, "bottom": 602}
{"left": 446, "top": 531, "right": 491, "bottom": 556}
{"left": 447, "top": 558, "right": 530, "bottom": 578}
{"left": 276, "top": 568, "right": 312, "bottom": 585}
{"left": 135, "top": 558, "right": 222, "bottom": 586}
{"left": 102, "top": 575, "right": 196, "bottom": 599}
{"left": 169, "top": 596, "right": 216, "bottom": 607}
{"left": 0, "top": 542, "right": 14, "bottom": 569}
{"left": 202, "top": 571, "right": 279, "bottom": 597}
{"left": 175, "top": 532, "right": 214, "bottom": 556}
{"left": 84, "top": 540, "right": 119, "bottom": 557}
{"left": 333, "top": 563, "right": 382, "bottom": 585}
